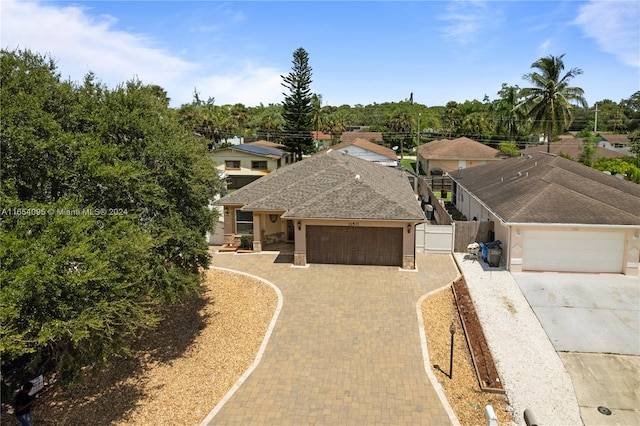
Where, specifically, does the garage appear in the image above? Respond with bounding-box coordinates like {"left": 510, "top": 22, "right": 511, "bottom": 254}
{"left": 522, "top": 229, "right": 625, "bottom": 273}
{"left": 306, "top": 225, "right": 403, "bottom": 266}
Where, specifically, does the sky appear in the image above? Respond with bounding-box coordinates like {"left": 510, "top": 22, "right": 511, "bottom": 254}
{"left": 2, "top": 0, "right": 639, "bottom": 109}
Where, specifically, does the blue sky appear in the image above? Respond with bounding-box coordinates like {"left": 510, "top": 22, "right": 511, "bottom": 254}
{"left": 2, "top": 0, "right": 639, "bottom": 108}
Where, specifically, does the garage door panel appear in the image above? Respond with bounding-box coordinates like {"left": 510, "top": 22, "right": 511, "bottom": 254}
{"left": 306, "top": 226, "right": 402, "bottom": 266}
{"left": 522, "top": 230, "right": 624, "bottom": 273}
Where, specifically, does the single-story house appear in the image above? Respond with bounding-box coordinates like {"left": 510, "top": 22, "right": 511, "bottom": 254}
{"left": 598, "top": 134, "right": 631, "bottom": 155}
{"left": 416, "top": 137, "right": 505, "bottom": 176}
{"left": 448, "top": 152, "right": 640, "bottom": 276}
{"left": 215, "top": 150, "right": 425, "bottom": 269}
{"left": 521, "top": 136, "right": 624, "bottom": 160}
{"left": 312, "top": 131, "right": 333, "bottom": 150}
{"left": 340, "top": 131, "right": 384, "bottom": 144}
{"left": 323, "top": 138, "right": 398, "bottom": 167}
{"left": 210, "top": 143, "right": 294, "bottom": 190}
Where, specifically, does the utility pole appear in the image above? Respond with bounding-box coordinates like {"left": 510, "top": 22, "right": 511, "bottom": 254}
{"left": 594, "top": 102, "right": 599, "bottom": 133}
{"left": 417, "top": 112, "right": 421, "bottom": 146}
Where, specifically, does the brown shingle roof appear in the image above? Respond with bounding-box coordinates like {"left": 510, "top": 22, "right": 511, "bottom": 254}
{"left": 340, "top": 131, "right": 384, "bottom": 143}
{"left": 449, "top": 153, "right": 640, "bottom": 225}
{"left": 323, "top": 138, "right": 397, "bottom": 160}
{"left": 417, "top": 137, "right": 501, "bottom": 160}
{"left": 216, "top": 150, "right": 424, "bottom": 221}
{"left": 246, "top": 140, "right": 288, "bottom": 150}
{"left": 601, "top": 134, "right": 629, "bottom": 145}
{"left": 520, "top": 138, "right": 624, "bottom": 160}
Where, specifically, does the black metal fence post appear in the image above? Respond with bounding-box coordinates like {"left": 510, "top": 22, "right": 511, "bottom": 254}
{"left": 449, "top": 323, "right": 455, "bottom": 379}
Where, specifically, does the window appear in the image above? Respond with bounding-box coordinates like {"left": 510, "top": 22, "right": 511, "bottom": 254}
{"left": 251, "top": 160, "right": 267, "bottom": 170}
{"left": 235, "top": 210, "right": 254, "bottom": 235}
{"left": 225, "top": 160, "right": 240, "bottom": 169}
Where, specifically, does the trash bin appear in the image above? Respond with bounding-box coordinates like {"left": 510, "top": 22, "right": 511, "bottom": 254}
{"left": 487, "top": 248, "right": 502, "bottom": 267}
{"left": 425, "top": 204, "right": 434, "bottom": 220}
{"left": 479, "top": 242, "right": 488, "bottom": 262}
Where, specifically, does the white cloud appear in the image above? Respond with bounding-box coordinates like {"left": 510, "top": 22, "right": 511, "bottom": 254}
{"left": 575, "top": 0, "right": 640, "bottom": 68}
{"left": 438, "top": 0, "right": 495, "bottom": 44}
{"left": 191, "top": 64, "right": 283, "bottom": 107}
{"left": 537, "top": 38, "right": 552, "bottom": 56}
{"left": 0, "top": 0, "right": 284, "bottom": 107}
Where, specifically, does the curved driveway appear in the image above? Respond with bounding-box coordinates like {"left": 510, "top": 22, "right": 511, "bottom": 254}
{"left": 203, "top": 251, "right": 459, "bottom": 425}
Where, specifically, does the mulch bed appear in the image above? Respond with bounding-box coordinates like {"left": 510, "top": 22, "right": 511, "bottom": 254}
{"left": 452, "top": 276, "right": 504, "bottom": 393}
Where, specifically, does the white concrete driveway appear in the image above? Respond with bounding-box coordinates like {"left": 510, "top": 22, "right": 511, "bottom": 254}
{"left": 512, "top": 273, "right": 639, "bottom": 355}
{"left": 513, "top": 272, "right": 640, "bottom": 425}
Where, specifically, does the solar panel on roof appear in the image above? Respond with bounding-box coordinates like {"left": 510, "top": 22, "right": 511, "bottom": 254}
{"left": 233, "top": 144, "right": 284, "bottom": 157}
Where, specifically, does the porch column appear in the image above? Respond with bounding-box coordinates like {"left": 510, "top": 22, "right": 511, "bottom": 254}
{"left": 252, "top": 214, "right": 262, "bottom": 252}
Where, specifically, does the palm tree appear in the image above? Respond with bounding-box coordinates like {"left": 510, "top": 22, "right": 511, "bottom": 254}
{"left": 519, "top": 54, "right": 588, "bottom": 152}
{"left": 493, "top": 83, "right": 523, "bottom": 142}
{"left": 388, "top": 110, "right": 413, "bottom": 160}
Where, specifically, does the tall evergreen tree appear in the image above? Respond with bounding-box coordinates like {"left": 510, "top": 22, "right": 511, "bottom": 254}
{"left": 281, "top": 47, "right": 314, "bottom": 160}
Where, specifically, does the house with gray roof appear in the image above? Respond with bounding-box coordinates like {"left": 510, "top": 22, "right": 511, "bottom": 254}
{"left": 215, "top": 149, "right": 425, "bottom": 269}
{"left": 448, "top": 152, "right": 640, "bottom": 276}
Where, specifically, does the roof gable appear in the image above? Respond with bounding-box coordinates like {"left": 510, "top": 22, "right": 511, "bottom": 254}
{"left": 449, "top": 153, "right": 640, "bottom": 225}
{"left": 217, "top": 150, "right": 424, "bottom": 221}
{"left": 417, "top": 137, "right": 500, "bottom": 160}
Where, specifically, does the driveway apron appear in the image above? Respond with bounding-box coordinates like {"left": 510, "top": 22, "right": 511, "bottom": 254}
{"left": 205, "top": 251, "right": 458, "bottom": 425}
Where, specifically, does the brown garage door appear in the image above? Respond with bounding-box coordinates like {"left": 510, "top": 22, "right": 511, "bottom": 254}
{"left": 306, "top": 226, "right": 403, "bottom": 266}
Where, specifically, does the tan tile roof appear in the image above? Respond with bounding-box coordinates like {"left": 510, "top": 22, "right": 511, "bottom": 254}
{"left": 340, "top": 131, "right": 384, "bottom": 143}
{"left": 322, "top": 138, "right": 397, "bottom": 160}
{"left": 417, "top": 137, "right": 501, "bottom": 160}
{"left": 521, "top": 138, "right": 624, "bottom": 160}
{"left": 449, "top": 153, "right": 640, "bottom": 225}
{"left": 216, "top": 150, "right": 424, "bottom": 221}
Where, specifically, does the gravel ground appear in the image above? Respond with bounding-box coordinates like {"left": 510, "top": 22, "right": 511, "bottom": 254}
{"left": 454, "top": 253, "right": 583, "bottom": 426}
{"left": 421, "top": 286, "right": 512, "bottom": 425}
{"left": 17, "top": 269, "right": 278, "bottom": 426}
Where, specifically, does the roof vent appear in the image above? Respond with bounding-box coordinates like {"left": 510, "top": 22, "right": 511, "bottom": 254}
{"left": 355, "top": 174, "right": 360, "bottom": 181}
{"left": 518, "top": 172, "right": 522, "bottom": 177}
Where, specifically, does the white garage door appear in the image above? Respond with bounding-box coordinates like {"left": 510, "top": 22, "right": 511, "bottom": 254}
{"left": 522, "top": 230, "right": 624, "bottom": 273}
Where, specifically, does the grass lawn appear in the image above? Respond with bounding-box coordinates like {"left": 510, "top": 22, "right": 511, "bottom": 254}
{"left": 400, "top": 159, "right": 416, "bottom": 173}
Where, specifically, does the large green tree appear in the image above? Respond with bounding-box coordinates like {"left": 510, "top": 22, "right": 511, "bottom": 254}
{"left": 519, "top": 54, "right": 588, "bottom": 152}
{"left": 281, "top": 47, "right": 315, "bottom": 160}
{"left": 0, "top": 49, "right": 221, "bottom": 384}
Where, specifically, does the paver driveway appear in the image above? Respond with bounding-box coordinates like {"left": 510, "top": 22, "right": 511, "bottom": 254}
{"left": 203, "top": 251, "right": 459, "bottom": 425}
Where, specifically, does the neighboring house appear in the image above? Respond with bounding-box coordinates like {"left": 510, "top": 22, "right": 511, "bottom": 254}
{"left": 312, "top": 131, "right": 333, "bottom": 150}
{"left": 324, "top": 138, "right": 398, "bottom": 167}
{"left": 340, "top": 131, "right": 384, "bottom": 144}
{"left": 598, "top": 134, "right": 631, "bottom": 155}
{"left": 521, "top": 136, "right": 625, "bottom": 160}
{"left": 215, "top": 150, "right": 425, "bottom": 269}
{"left": 416, "top": 137, "right": 505, "bottom": 175}
{"left": 448, "top": 153, "right": 640, "bottom": 276}
{"left": 210, "top": 143, "right": 294, "bottom": 190}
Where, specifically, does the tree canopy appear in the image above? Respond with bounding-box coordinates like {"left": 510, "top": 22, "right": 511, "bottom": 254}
{"left": 518, "top": 54, "right": 588, "bottom": 152}
{"left": 0, "top": 49, "right": 221, "bottom": 384}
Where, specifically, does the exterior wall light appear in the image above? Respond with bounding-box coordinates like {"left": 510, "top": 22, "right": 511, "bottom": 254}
{"left": 297, "top": 221, "right": 301, "bottom": 231}
{"left": 407, "top": 223, "right": 412, "bottom": 234}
